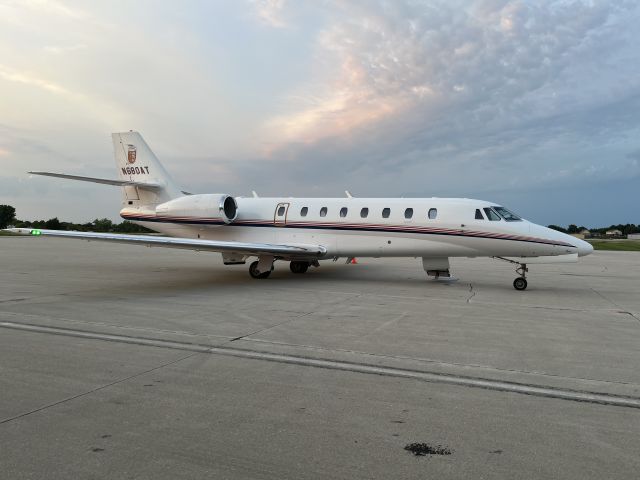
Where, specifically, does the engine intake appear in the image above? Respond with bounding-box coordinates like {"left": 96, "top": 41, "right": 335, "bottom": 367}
{"left": 156, "top": 194, "right": 238, "bottom": 224}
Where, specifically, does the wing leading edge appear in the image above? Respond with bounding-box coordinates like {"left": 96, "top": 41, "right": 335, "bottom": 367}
{"left": 6, "top": 228, "right": 327, "bottom": 258}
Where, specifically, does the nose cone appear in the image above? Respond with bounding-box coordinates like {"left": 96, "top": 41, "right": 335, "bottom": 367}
{"left": 534, "top": 225, "right": 594, "bottom": 257}
{"left": 576, "top": 238, "right": 594, "bottom": 257}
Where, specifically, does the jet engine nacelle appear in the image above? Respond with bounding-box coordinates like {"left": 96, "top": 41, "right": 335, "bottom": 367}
{"left": 156, "top": 194, "right": 238, "bottom": 224}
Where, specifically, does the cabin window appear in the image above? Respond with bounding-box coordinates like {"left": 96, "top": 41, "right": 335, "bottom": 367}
{"left": 404, "top": 208, "right": 413, "bottom": 219}
{"left": 277, "top": 206, "right": 286, "bottom": 216}
{"left": 360, "top": 207, "right": 369, "bottom": 218}
{"left": 428, "top": 208, "right": 438, "bottom": 220}
{"left": 300, "top": 207, "right": 308, "bottom": 217}
{"left": 475, "top": 209, "right": 484, "bottom": 220}
{"left": 382, "top": 207, "right": 391, "bottom": 218}
{"left": 320, "top": 207, "right": 328, "bottom": 217}
{"left": 483, "top": 207, "right": 501, "bottom": 221}
{"left": 340, "top": 207, "right": 348, "bottom": 218}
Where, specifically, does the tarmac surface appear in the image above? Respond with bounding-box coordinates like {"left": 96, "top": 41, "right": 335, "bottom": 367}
{"left": 1, "top": 236, "right": 639, "bottom": 479}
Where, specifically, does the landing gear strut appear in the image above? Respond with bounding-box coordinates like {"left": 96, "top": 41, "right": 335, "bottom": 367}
{"left": 494, "top": 257, "right": 528, "bottom": 290}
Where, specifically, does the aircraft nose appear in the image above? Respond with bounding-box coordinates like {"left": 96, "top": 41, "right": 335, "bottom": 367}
{"left": 576, "top": 239, "right": 594, "bottom": 257}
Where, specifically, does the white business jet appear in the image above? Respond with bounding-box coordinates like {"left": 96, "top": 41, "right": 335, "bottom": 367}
{"left": 8, "top": 131, "right": 593, "bottom": 290}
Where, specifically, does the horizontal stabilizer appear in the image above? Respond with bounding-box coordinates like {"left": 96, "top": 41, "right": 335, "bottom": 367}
{"left": 505, "top": 253, "right": 579, "bottom": 264}
{"left": 5, "top": 228, "right": 327, "bottom": 259}
{"left": 28, "top": 171, "right": 161, "bottom": 189}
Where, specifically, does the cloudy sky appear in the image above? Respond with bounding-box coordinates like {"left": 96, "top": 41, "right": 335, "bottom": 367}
{"left": 1, "top": 0, "right": 638, "bottom": 227}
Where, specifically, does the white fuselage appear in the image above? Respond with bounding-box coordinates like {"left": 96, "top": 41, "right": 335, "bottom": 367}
{"left": 121, "top": 197, "right": 591, "bottom": 260}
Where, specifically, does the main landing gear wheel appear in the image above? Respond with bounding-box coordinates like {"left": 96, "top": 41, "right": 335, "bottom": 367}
{"left": 513, "top": 277, "right": 528, "bottom": 291}
{"left": 290, "top": 261, "right": 309, "bottom": 274}
{"left": 249, "top": 261, "right": 272, "bottom": 279}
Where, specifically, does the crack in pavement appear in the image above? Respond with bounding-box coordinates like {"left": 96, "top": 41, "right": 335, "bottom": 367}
{"left": 466, "top": 283, "right": 476, "bottom": 303}
{"left": 590, "top": 288, "right": 640, "bottom": 324}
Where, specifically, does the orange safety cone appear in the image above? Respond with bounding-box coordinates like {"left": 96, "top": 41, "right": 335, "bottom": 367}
{"left": 350, "top": 257, "right": 358, "bottom": 264}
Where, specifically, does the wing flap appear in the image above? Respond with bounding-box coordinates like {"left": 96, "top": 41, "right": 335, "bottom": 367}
{"left": 29, "top": 172, "right": 162, "bottom": 189}
{"left": 5, "top": 228, "right": 327, "bottom": 258}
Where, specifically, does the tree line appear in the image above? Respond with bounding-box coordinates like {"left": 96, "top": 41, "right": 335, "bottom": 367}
{"left": 548, "top": 224, "right": 640, "bottom": 235}
{"left": 0, "top": 205, "right": 152, "bottom": 233}
{"left": 2, "top": 203, "right": 637, "bottom": 236}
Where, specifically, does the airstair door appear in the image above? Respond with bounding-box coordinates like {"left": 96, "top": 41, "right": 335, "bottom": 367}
{"left": 273, "top": 202, "right": 289, "bottom": 226}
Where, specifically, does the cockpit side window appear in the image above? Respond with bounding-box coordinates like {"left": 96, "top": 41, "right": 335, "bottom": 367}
{"left": 483, "top": 207, "right": 501, "bottom": 221}
{"left": 493, "top": 206, "right": 522, "bottom": 222}
{"left": 475, "top": 209, "right": 484, "bottom": 220}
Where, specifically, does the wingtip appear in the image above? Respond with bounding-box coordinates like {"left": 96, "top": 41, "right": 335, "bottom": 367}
{"left": 3, "top": 228, "right": 33, "bottom": 235}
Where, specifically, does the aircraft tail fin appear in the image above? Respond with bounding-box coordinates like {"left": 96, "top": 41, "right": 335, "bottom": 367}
{"left": 112, "top": 131, "right": 182, "bottom": 206}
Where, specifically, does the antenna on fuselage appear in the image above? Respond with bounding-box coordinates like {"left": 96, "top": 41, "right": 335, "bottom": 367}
{"left": 345, "top": 190, "right": 353, "bottom": 198}
{"left": 252, "top": 191, "right": 259, "bottom": 198}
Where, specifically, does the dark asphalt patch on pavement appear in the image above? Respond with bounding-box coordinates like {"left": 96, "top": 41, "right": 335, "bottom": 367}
{"left": 404, "top": 443, "right": 453, "bottom": 456}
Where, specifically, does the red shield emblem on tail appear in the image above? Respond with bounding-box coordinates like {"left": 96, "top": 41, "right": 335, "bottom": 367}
{"left": 127, "top": 145, "right": 137, "bottom": 164}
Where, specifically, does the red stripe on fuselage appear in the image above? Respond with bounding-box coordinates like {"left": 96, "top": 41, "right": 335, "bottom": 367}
{"left": 120, "top": 213, "right": 575, "bottom": 248}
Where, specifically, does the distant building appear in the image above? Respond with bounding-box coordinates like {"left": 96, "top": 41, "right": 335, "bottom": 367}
{"left": 628, "top": 233, "right": 640, "bottom": 240}
{"left": 570, "top": 229, "right": 591, "bottom": 240}
{"left": 606, "top": 229, "right": 623, "bottom": 237}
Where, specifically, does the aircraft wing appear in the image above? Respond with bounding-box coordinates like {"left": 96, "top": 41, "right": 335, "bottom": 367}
{"left": 5, "top": 228, "right": 327, "bottom": 258}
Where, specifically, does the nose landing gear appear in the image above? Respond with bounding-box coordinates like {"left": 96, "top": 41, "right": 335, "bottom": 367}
{"left": 494, "top": 257, "right": 528, "bottom": 290}
{"left": 513, "top": 263, "right": 528, "bottom": 290}
{"left": 513, "top": 276, "right": 527, "bottom": 291}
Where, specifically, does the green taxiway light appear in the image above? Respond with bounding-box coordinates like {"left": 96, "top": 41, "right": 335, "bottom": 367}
{"left": 31, "top": 229, "right": 42, "bottom": 236}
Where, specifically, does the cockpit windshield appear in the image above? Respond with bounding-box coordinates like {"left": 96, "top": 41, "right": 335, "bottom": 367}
{"left": 492, "top": 206, "right": 522, "bottom": 222}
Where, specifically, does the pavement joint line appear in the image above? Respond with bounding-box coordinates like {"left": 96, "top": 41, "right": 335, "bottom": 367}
{"left": 238, "top": 337, "right": 640, "bottom": 387}
{"left": 0, "top": 310, "right": 236, "bottom": 340}
{"left": 0, "top": 351, "right": 200, "bottom": 425}
{"left": 2, "top": 321, "right": 640, "bottom": 410}
{"left": 227, "top": 311, "right": 313, "bottom": 344}
{"left": 365, "top": 312, "right": 408, "bottom": 336}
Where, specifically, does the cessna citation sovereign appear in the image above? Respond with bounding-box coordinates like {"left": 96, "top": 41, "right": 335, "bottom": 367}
{"left": 7, "top": 132, "right": 593, "bottom": 290}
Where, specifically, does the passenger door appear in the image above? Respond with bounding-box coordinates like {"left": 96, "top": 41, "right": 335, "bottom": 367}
{"left": 273, "top": 202, "right": 289, "bottom": 226}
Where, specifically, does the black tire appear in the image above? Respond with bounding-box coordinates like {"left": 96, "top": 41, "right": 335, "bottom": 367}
{"left": 249, "top": 261, "right": 272, "bottom": 279}
{"left": 290, "top": 261, "right": 309, "bottom": 274}
{"left": 513, "top": 277, "right": 528, "bottom": 291}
